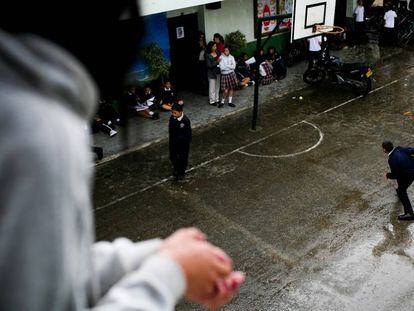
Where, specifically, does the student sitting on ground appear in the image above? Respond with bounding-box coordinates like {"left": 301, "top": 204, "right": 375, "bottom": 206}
{"left": 259, "top": 55, "right": 274, "bottom": 85}
{"left": 142, "top": 85, "right": 159, "bottom": 111}
{"left": 134, "top": 88, "right": 159, "bottom": 120}
{"left": 160, "top": 81, "right": 184, "bottom": 111}
{"left": 90, "top": 99, "right": 120, "bottom": 137}
{"left": 235, "top": 54, "right": 255, "bottom": 89}
{"left": 272, "top": 51, "right": 287, "bottom": 80}
{"left": 92, "top": 116, "right": 117, "bottom": 137}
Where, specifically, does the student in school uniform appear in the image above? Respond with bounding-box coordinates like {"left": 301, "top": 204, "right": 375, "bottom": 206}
{"left": 354, "top": 0, "right": 366, "bottom": 44}
{"left": 381, "top": 5, "right": 398, "bottom": 46}
{"left": 219, "top": 46, "right": 238, "bottom": 108}
{"left": 259, "top": 55, "right": 274, "bottom": 86}
{"left": 307, "top": 34, "right": 322, "bottom": 69}
{"left": 169, "top": 103, "right": 192, "bottom": 180}
{"left": 160, "top": 81, "right": 183, "bottom": 111}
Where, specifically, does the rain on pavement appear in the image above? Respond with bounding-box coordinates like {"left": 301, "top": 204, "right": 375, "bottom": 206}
{"left": 93, "top": 48, "right": 414, "bottom": 310}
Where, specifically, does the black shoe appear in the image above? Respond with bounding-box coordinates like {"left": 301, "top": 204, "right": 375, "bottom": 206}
{"left": 218, "top": 103, "right": 224, "bottom": 108}
{"left": 93, "top": 147, "right": 103, "bottom": 161}
{"left": 151, "top": 112, "right": 159, "bottom": 120}
{"left": 228, "top": 103, "right": 235, "bottom": 107}
{"left": 173, "top": 174, "right": 185, "bottom": 181}
{"left": 397, "top": 213, "right": 414, "bottom": 221}
{"left": 209, "top": 102, "right": 217, "bottom": 106}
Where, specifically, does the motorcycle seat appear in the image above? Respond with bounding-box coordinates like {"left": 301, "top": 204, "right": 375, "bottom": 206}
{"left": 340, "top": 62, "right": 367, "bottom": 71}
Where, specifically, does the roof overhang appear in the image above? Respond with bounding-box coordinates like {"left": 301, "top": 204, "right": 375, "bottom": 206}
{"left": 140, "top": 0, "right": 223, "bottom": 16}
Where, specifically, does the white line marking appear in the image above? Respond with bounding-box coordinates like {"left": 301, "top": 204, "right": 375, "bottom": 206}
{"left": 237, "top": 121, "right": 324, "bottom": 158}
{"left": 95, "top": 79, "right": 400, "bottom": 211}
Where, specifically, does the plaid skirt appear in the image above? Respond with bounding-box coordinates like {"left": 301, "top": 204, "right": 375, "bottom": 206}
{"left": 261, "top": 75, "right": 273, "bottom": 85}
{"left": 221, "top": 72, "right": 238, "bottom": 90}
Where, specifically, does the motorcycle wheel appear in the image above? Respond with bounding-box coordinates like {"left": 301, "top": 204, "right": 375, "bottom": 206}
{"left": 360, "top": 78, "right": 372, "bottom": 96}
{"left": 303, "top": 68, "right": 326, "bottom": 85}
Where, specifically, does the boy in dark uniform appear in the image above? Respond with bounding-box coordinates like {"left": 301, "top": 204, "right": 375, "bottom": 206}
{"left": 169, "top": 103, "right": 192, "bottom": 180}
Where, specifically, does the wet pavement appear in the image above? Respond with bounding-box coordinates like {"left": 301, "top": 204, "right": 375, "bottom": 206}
{"left": 93, "top": 44, "right": 402, "bottom": 162}
{"left": 93, "top": 46, "right": 414, "bottom": 310}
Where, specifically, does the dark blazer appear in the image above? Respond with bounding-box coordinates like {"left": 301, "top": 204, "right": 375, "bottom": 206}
{"left": 169, "top": 114, "right": 192, "bottom": 145}
{"left": 387, "top": 146, "right": 414, "bottom": 179}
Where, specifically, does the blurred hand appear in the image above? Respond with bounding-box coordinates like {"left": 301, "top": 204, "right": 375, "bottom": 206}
{"left": 200, "top": 271, "right": 245, "bottom": 310}
{"left": 160, "top": 228, "right": 243, "bottom": 309}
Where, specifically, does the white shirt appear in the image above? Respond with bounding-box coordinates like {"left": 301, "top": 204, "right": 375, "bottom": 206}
{"left": 384, "top": 10, "right": 397, "bottom": 28}
{"left": 354, "top": 5, "right": 364, "bottom": 22}
{"left": 219, "top": 54, "right": 236, "bottom": 75}
{"left": 308, "top": 36, "right": 322, "bottom": 52}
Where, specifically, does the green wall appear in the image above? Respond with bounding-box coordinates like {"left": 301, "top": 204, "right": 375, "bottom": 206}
{"left": 235, "top": 31, "right": 290, "bottom": 57}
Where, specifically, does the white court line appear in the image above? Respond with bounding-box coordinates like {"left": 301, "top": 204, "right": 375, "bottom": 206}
{"left": 237, "top": 121, "right": 324, "bottom": 158}
{"left": 95, "top": 79, "right": 400, "bottom": 211}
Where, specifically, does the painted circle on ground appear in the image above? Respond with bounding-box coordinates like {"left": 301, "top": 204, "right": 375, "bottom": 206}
{"left": 236, "top": 121, "right": 324, "bottom": 159}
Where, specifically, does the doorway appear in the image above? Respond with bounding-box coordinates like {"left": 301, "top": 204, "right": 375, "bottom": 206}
{"left": 334, "top": 0, "right": 347, "bottom": 26}
{"left": 167, "top": 13, "right": 199, "bottom": 91}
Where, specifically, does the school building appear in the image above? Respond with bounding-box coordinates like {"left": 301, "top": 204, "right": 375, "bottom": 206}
{"left": 130, "top": 0, "right": 398, "bottom": 88}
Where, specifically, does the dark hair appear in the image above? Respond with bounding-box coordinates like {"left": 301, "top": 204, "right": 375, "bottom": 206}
{"left": 265, "top": 53, "right": 274, "bottom": 61}
{"left": 267, "top": 46, "right": 276, "bottom": 54}
{"left": 382, "top": 141, "right": 394, "bottom": 152}
{"left": 223, "top": 45, "right": 231, "bottom": 52}
{"left": 206, "top": 41, "right": 216, "bottom": 54}
{"left": 213, "top": 33, "right": 224, "bottom": 43}
{"left": 171, "top": 103, "right": 183, "bottom": 112}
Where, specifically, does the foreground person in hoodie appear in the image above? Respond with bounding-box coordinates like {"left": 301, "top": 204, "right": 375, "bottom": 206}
{"left": 0, "top": 1, "right": 244, "bottom": 310}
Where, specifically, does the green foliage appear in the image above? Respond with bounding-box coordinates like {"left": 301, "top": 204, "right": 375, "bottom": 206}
{"left": 225, "top": 31, "right": 247, "bottom": 53}
{"left": 140, "top": 43, "right": 170, "bottom": 79}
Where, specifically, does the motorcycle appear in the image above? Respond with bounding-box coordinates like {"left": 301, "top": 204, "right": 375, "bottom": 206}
{"left": 303, "top": 48, "right": 373, "bottom": 96}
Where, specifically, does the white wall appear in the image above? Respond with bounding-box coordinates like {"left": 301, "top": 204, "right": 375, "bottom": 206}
{"left": 140, "top": 0, "right": 223, "bottom": 16}
{"left": 203, "top": 0, "right": 256, "bottom": 42}
{"left": 347, "top": 0, "right": 356, "bottom": 18}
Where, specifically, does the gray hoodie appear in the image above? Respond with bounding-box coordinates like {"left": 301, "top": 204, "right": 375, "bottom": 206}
{"left": 0, "top": 30, "right": 185, "bottom": 310}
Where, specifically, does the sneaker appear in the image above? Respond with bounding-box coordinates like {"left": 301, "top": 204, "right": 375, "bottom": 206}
{"left": 109, "top": 129, "right": 118, "bottom": 137}
{"left": 228, "top": 103, "right": 236, "bottom": 107}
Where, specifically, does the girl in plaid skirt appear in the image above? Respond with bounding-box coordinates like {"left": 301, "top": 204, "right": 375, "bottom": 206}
{"left": 259, "top": 55, "right": 274, "bottom": 85}
{"left": 219, "top": 46, "right": 237, "bottom": 108}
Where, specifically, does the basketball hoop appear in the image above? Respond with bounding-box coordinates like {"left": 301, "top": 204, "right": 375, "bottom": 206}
{"left": 314, "top": 25, "right": 344, "bottom": 35}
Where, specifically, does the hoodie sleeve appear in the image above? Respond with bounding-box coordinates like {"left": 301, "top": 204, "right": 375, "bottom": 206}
{"left": 91, "top": 254, "right": 186, "bottom": 311}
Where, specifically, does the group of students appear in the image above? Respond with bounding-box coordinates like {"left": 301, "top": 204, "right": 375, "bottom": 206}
{"left": 92, "top": 81, "right": 183, "bottom": 138}
{"left": 201, "top": 32, "right": 287, "bottom": 107}
{"left": 354, "top": 0, "right": 401, "bottom": 46}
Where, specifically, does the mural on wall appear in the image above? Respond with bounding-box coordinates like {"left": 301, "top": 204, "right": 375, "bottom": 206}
{"left": 278, "top": 0, "right": 293, "bottom": 30}
{"left": 254, "top": 0, "right": 293, "bottom": 37}
{"left": 127, "top": 12, "right": 171, "bottom": 84}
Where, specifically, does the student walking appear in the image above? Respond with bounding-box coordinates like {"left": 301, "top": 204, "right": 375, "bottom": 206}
{"left": 219, "top": 46, "right": 238, "bottom": 108}
{"left": 169, "top": 103, "right": 192, "bottom": 180}
{"left": 382, "top": 141, "right": 414, "bottom": 221}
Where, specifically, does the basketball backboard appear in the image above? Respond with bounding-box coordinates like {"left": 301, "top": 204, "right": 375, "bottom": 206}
{"left": 291, "top": 0, "right": 336, "bottom": 41}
